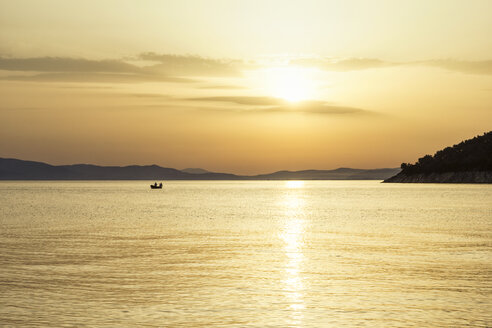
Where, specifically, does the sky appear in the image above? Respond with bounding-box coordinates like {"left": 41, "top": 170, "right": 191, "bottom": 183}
{"left": 0, "top": 0, "right": 491, "bottom": 174}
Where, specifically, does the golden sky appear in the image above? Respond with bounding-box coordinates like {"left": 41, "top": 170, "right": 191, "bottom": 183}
{"left": 0, "top": 0, "right": 491, "bottom": 174}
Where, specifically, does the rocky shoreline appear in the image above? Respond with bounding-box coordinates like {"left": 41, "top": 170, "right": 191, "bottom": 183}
{"left": 383, "top": 171, "right": 492, "bottom": 183}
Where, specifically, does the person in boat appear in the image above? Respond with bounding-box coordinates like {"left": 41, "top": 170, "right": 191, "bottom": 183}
{"left": 159, "top": 182, "right": 162, "bottom": 187}
{"left": 154, "top": 182, "right": 158, "bottom": 187}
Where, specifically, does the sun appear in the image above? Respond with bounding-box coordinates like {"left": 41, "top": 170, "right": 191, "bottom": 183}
{"left": 264, "top": 67, "right": 316, "bottom": 102}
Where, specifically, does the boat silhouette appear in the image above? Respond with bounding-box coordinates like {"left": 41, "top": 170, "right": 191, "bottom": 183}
{"left": 150, "top": 182, "right": 163, "bottom": 189}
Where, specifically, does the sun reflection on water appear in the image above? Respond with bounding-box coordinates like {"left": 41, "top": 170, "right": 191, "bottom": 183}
{"left": 280, "top": 182, "right": 306, "bottom": 326}
{"left": 286, "top": 181, "right": 304, "bottom": 189}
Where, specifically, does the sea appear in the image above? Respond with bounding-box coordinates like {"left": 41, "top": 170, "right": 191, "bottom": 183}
{"left": 0, "top": 181, "right": 491, "bottom": 327}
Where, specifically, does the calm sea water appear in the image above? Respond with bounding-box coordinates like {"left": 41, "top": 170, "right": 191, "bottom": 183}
{"left": 0, "top": 181, "right": 491, "bottom": 327}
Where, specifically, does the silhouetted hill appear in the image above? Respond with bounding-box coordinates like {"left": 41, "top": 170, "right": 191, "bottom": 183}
{"left": 0, "top": 158, "right": 239, "bottom": 180}
{"left": 0, "top": 158, "right": 400, "bottom": 180}
{"left": 181, "top": 168, "right": 211, "bottom": 174}
{"left": 251, "top": 167, "right": 400, "bottom": 180}
{"left": 0, "top": 158, "right": 72, "bottom": 179}
{"left": 384, "top": 131, "right": 492, "bottom": 183}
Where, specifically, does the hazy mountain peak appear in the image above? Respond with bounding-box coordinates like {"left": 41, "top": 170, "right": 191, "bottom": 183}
{"left": 181, "top": 168, "right": 211, "bottom": 174}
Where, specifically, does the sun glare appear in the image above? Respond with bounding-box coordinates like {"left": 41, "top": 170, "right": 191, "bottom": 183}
{"left": 264, "top": 67, "right": 315, "bottom": 102}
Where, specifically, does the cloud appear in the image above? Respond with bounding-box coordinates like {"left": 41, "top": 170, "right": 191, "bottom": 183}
{"left": 1, "top": 72, "right": 194, "bottom": 83}
{"left": 139, "top": 52, "right": 242, "bottom": 77}
{"left": 197, "top": 84, "right": 246, "bottom": 90}
{"left": 187, "top": 96, "right": 374, "bottom": 115}
{"left": 188, "top": 96, "right": 287, "bottom": 106}
{"left": 419, "top": 59, "right": 492, "bottom": 75}
{"left": 290, "top": 56, "right": 492, "bottom": 75}
{"left": 125, "top": 93, "right": 172, "bottom": 99}
{"left": 0, "top": 56, "right": 195, "bottom": 83}
{"left": 0, "top": 56, "right": 140, "bottom": 73}
{"left": 0, "top": 53, "right": 242, "bottom": 83}
{"left": 290, "top": 57, "right": 394, "bottom": 71}
{"left": 3, "top": 54, "right": 491, "bottom": 86}
{"left": 268, "top": 102, "right": 372, "bottom": 115}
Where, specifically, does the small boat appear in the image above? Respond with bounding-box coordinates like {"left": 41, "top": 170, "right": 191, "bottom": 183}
{"left": 150, "top": 182, "right": 163, "bottom": 189}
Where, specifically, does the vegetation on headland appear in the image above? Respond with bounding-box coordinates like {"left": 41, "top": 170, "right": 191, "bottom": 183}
{"left": 385, "top": 131, "right": 492, "bottom": 183}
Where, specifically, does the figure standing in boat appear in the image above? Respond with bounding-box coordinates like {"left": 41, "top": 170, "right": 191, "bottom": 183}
{"left": 150, "top": 182, "right": 163, "bottom": 189}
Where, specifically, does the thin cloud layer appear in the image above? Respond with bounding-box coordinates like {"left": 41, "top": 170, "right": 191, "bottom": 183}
{"left": 1, "top": 72, "right": 194, "bottom": 83}
{"left": 0, "top": 53, "right": 243, "bottom": 83}
{"left": 0, "top": 57, "right": 140, "bottom": 73}
{"left": 290, "top": 57, "right": 394, "bottom": 71}
{"left": 0, "top": 56, "right": 195, "bottom": 83}
{"left": 2, "top": 54, "right": 492, "bottom": 84}
{"left": 139, "top": 52, "right": 242, "bottom": 77}
{"left": 290, "top": 56, "right": 492, "bottom": 75}
{"left": 421, "top": 59, "right": 492, "bottom": 75}
{"left": 187, "top": 96, "right": 373, "bottom": 115}
{"left": 198, "top": 84, "right": 246, "bottom": 90}
{"left": 262, "top": 103, "right": 372, "bottom": 115}
{"left": 0, "top": 52, "right": 492, "bottom": 83}
{"left": 188, "top": 96, "right": 288, "bottom": 106}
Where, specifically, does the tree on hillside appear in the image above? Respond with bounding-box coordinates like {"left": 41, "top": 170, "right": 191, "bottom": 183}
{"left": 399, "top": 131, "right": 492, "bottom": 175}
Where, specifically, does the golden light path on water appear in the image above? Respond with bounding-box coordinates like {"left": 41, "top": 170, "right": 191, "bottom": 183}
{"left": 281, "top": 181, "right": 306, "bottom": 326}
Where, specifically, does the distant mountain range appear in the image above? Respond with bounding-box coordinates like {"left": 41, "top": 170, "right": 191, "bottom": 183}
{"left": 384, "top": 131, "right": 492, "bottom": 183}
{"left": 181, "top": 168, "right": 212, "bottom": 174}
{"left": 0, "top": 158, "right": 400, "bottom": 180}
{"left": 250, "top": 168, "right": 400, "bottom": 180}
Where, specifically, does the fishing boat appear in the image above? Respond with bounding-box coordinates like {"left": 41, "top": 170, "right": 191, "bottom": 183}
{"left": 150, "top": 182, "right": 163, "bottom": 189}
